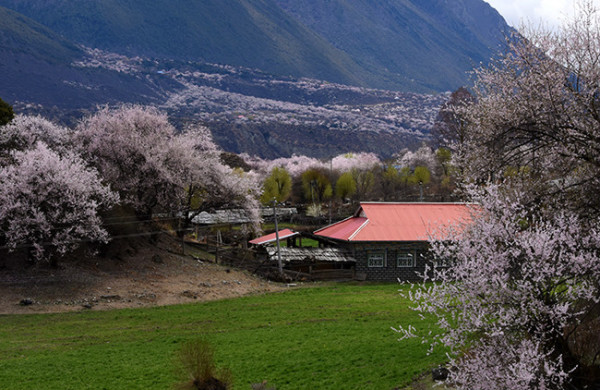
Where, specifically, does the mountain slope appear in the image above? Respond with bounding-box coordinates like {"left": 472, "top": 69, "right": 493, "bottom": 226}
{"left": 0, "top": 0, "right": 511, "bottom": 92}
{"left": 274, "top": 0, "right": 511, "bottom": 91}
{"left": 0, "top": 5, "right": 80, "bottom": 63}
{"left": 0, "top": 0, "right": 370, "bottom": 87}
{"left": 0, "top": 5, "right": 175, "bottom": 114}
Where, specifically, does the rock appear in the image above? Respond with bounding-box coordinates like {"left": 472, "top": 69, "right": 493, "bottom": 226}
{"left": 82, "top": 303, "right": 93, "bottom": 309}
{"left": 194, "top": 377, "right": 228, "bottom": 390}
{"left": 181, "top": 290, "right": 197, "bottom": 298}
{"left": 432, "top": 366, "right": 449, "bottom": 381}
{"left": 100, "top": 295, "right": 121, "bottom": 300}
{"left": 19, "top": 298, "right": 34, "bottom": 306}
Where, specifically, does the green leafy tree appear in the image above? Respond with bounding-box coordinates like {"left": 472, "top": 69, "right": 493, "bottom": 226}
{"left": 352, "top": 168, "right": 375, "bottom": 201}
{"left": 399, "top": 167, "right": 412, "bottom": 187}
{"left": 435, "top": 148, "right": 455, "bottom": 190}
{"left": 335, "top": 172, "right": 356, "bottom": 202}
{"left": 301, "top": 168, "right": 332, "bottom": 204}
{"left": 435, "top": 148, "right": 452, "bottom": 176}
{"left": 409, "top": 166, "right": 431, "bottom": 185}
{"left": 260, "top": 167, "right": 292, "bottom": 204}
{"left": 0, "top": 97, "right": 14, "bottom": 126}
{"left": 380, "top": 164, "right": 400, "bottom": 200}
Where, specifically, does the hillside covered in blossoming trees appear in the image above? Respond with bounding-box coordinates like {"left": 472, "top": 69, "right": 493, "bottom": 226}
{"left": 10, "top": 49, "right": 449, "bottom": 158}
{"left": 0, "top": 0, "right": 510, "bottom": 158}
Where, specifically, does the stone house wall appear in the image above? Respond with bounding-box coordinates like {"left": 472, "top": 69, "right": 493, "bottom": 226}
{"left": 346, "top": 241, "right": 431, "bottom": 282}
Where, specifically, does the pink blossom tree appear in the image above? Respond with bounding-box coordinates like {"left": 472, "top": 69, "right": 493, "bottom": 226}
{"left": 76, "top": 105, "right": 183, "bottom": 217}
{"left": 0, "top": 115, "right": 71, "bottom": 166}
{"left": 398, "top": 184, "right": 600, "bottom": 389}
{"left": 454, "top": 2, "right": 600, "bottom": 214}
{"left": 399, "top": 3, "right": 600, "bottom": 387}
{"left": 330, "top": 152, "right": 380, "bottom": 172}
{"left": 76, "top": 105, "right": 260, "bottom": 231}
{"left": 243, "top": 152, "right": 381, "bottom": 180}
{"left": 0, "top": 142, "right": 118, "bottom": 264}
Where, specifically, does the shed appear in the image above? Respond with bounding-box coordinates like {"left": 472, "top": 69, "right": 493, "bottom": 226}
{"left": 249, "top": 229, "right": 299, "bottom": 245}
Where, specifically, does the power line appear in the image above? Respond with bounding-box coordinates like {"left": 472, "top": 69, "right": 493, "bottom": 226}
{"left": 0, "top": 227, "right": 197, "bottom": 251}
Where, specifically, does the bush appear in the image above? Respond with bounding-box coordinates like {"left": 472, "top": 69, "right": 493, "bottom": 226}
{"left": 173, "top": 339, "right": 232, "bottom": 390}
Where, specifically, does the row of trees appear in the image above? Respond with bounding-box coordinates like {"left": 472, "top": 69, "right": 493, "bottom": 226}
{"left": 399, "top": 3, "right": 600, "bottom": 389}
{"left": 252, "top": 145, "right": 457, "bottom": 214}
{"left": 0, "top": 105, "right": 259, "bottom": 264}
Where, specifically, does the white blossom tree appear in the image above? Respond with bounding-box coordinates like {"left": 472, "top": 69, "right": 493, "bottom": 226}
{"left": 400, "top": 184, "right": 600, "bottom": 389}
{"left": 0, "top": 142, "right": 118, "bottom": 264}
{"left": 76, "top": 105, "right": 260, "bottom": 231}
{"left": 0, "top": 115, "right": 71, "bottom": 166}
{"left": 400, "top": 3, "right": 600, "bottom": 388}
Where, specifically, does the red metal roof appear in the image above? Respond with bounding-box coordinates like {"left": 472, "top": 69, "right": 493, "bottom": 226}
{"left": 314, "top": 216, "right": 368, "bottom": 241}
{"left": 249, "top": 228, "right": 298, "bottom": 245}
{"left": 314, "top": 203, "right": 473, "bottom": 242}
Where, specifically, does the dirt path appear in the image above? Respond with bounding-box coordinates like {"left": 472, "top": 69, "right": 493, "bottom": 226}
{"left": 0, "top": 236, "right": 284, "bottom": 314}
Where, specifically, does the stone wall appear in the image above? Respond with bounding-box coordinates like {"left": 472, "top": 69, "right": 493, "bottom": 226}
{"left": 348, "top": 241, "right": 430, "bottom": 282}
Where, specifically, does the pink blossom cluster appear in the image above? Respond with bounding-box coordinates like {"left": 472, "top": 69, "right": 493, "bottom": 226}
{"left": 398, "top": 5, "right": 600, "bottom": 387}
{"left": 0, "top": 116, "right": 118, "bottom": 262}
{"left": 243, "top": 152, "right": 381, "bottom": 179}
{"left": 76, "top": 105, "right": 260, "bottom": 228}
{"left": 398, "top": 184, "right": 600, "bottom": 389}
{"left": 396, "top": 144, "right": 438, "bottom": 172}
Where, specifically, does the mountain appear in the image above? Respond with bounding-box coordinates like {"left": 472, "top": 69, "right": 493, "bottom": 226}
{"left": 0, "top": 0, "right": 511, "bottom": 158}
{"left": 275, "top": 0, "right": 511, "bottom": 91}
{"left": 0, "top": 0, "right": 370, "bottom": 88}
{"left": 0, "top": 5, "right": 177, "bottom": 120}
{"left": 0, "top": 0, "right": 511, "bottom": 92}
{"left": 0, "top": 5, "right": 80, "bottom": 63}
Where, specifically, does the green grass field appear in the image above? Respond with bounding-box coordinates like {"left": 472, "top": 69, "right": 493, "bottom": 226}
{"left": 0, "top": 283, "right": 445, "bottom": 389}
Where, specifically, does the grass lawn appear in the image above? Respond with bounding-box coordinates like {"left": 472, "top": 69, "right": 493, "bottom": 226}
{"left": 0, "top": 283, "right": 445, "bottom": 389}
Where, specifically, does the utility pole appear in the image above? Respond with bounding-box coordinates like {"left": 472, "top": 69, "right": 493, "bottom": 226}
{"left": 329, "top": 158, "right": 332, "bottom": 225}
{"left": 273, "top": 198, "right": 283, "bottom": 275}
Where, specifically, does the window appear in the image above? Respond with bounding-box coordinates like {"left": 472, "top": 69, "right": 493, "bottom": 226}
{"left": 396, "top": 251, "right": 415, "bottom": 267}
{"left": 368, "top": 252, "right": 384, "bottom": 267}
{"left": 434, "top": 257, "right": 452, "bottom": 268}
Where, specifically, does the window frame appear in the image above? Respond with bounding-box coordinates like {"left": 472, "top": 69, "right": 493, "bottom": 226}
{"left": 433, "top": 257, "right": 452, "bottom": 268}
{"left": 367, "top": 252, "right": 385, "bottom": 268}
{"left": 396, "top": 250, "right": 415, "bottom": 268}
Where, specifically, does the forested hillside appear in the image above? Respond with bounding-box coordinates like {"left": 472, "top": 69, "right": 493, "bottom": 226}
{"left": 0, "top": 0, "right": 511, "bottom": 92}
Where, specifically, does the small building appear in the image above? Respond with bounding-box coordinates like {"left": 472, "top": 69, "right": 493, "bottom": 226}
{"left": 249, "top": 229, "right": 356, "bottom": 280}
{"left": 314, "top": 202, "right": 473, "bottom": 281}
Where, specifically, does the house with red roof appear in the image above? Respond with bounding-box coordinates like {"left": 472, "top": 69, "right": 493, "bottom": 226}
{"left": 314, "top": 202, "right": 474, "bottom": 281}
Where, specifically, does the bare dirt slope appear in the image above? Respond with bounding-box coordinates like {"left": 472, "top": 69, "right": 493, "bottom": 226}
{"left": 0, "top": 234, "right": 283, "bottom": 314}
